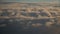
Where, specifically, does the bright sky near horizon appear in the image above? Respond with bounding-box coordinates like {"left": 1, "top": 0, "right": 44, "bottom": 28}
{"left": 0, "top": 0, "right": 59, "bottom": 2}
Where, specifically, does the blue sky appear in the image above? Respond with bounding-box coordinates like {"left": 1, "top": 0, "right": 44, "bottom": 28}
{"left": 0, "top": 0, "right": 59, "bottom": 2}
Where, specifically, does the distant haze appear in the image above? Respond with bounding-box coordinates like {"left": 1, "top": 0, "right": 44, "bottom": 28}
{"left": 0, "top": 0, "right": 60, "bottom": 3}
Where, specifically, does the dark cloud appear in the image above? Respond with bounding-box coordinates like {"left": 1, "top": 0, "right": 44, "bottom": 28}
{"left": 0, "top": 0, "right": 2, "bottom": 2}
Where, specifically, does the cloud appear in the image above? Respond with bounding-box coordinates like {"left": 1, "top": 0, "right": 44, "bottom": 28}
{"left": 1, "top": 0, "right": 59, "bottom": 2}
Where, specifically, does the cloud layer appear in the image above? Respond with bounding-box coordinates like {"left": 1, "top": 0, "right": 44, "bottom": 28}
{"left": 0, "top": 0, "right": 59, "bottom": 2}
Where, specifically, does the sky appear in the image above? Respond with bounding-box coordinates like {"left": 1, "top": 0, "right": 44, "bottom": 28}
{"left": 0, "top": 0, "right": 60, "bottom": 2}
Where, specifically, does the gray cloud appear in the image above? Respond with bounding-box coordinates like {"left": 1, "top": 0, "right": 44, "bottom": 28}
{"left": 0, "top": 0, "right": 59, "bottom": 2}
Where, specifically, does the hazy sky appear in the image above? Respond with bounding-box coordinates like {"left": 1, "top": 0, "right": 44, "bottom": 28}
{"left": 0, "top": 0, "right": 60, "bottom": 2}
